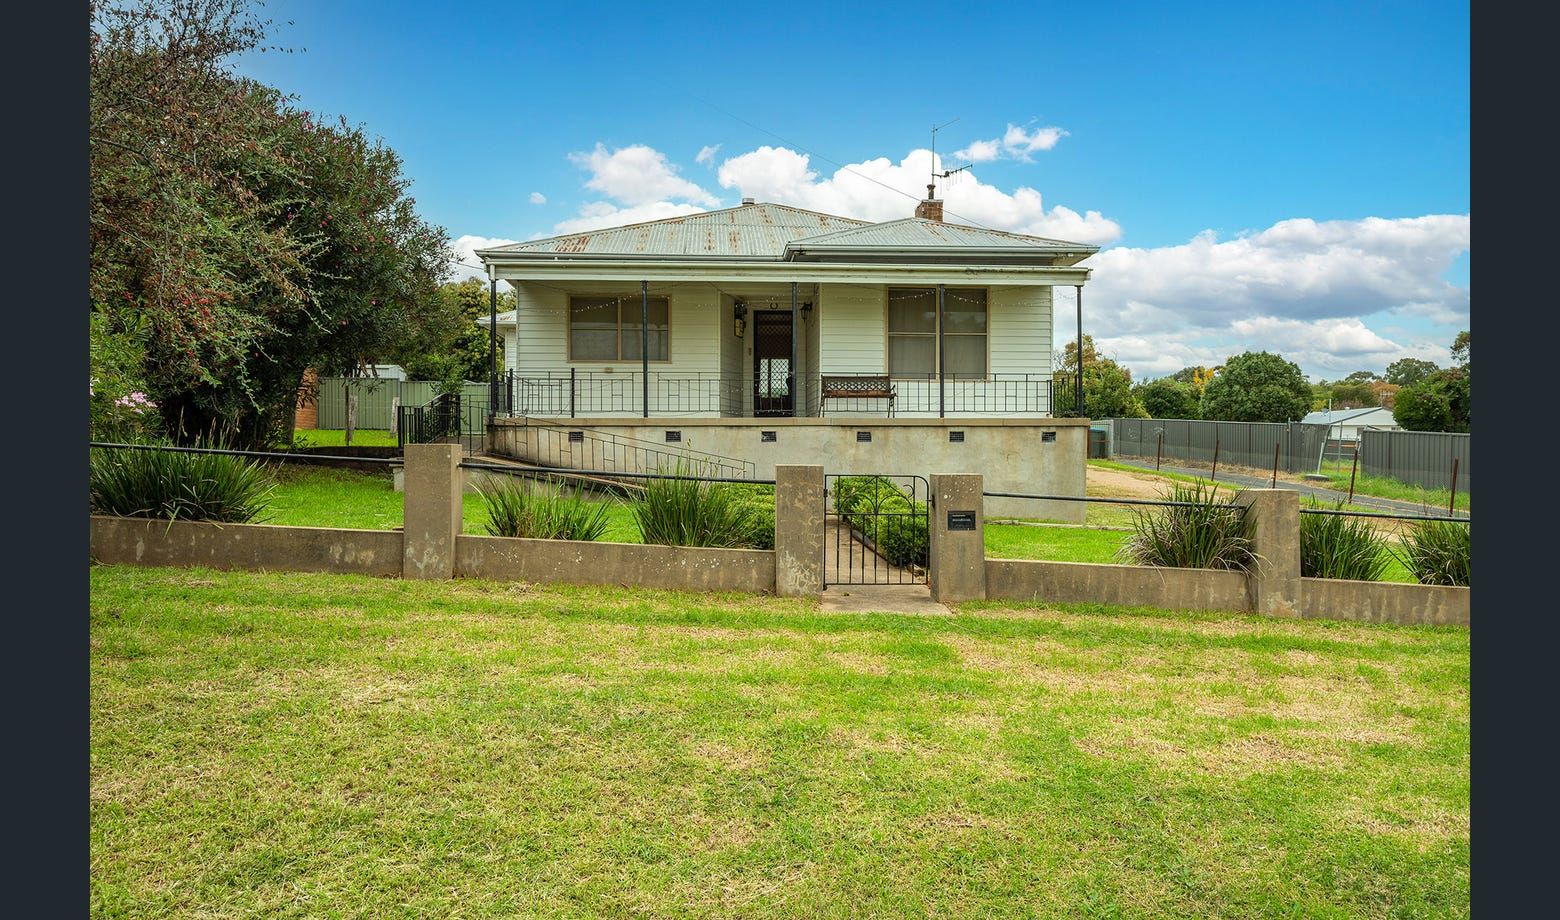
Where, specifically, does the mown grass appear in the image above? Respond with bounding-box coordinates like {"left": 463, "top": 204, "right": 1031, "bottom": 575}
{"left": 266, "top": 466, "right": 643, "bottom": 541}
{"left": 290, "top": 428, "right": 399, "bottom": 448}
{"left": 1317, "top": 460, "right": 1471, "bottom": 512}
{"left": 985, "top": 523, "right": 1130, "bottom": 563}
{"left": 90, "top": 566, "right": 1469, "bottom": 918}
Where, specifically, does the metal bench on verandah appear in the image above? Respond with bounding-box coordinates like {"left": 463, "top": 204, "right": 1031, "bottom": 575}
{"left": 821, "top": 374, "right": 897, "bottom": 416}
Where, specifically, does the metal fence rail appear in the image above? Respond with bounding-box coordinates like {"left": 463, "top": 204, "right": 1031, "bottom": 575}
{"left": 1109, "top": 418, "right": 1331, "bottom": 473}
{"left": 1358, "top": 429, "right": 1470, "bottom": 493}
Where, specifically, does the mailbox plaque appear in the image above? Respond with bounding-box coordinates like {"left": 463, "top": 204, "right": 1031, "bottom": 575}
{"left": 947, "top": 510, "right": 977, "bottom": 531}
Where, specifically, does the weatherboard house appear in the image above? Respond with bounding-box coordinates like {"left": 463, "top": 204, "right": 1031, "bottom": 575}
{"left": 474, "top": 196, "right": 1097, "bottom": 519}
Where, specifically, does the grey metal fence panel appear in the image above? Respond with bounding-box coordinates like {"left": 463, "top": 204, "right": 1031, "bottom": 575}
{"left": 311, "top": 378, "right": 492, "bottom": 429}
{"left": 1108, "top": 418, "right": 1330, "bottom": 474}
{"left": 1358, "top": 429, "right": 1470, "bottom": 493}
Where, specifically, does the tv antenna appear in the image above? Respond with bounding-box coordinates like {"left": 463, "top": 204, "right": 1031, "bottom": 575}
{"left": 928, "top": 118, "right": 972, "bottom": 198}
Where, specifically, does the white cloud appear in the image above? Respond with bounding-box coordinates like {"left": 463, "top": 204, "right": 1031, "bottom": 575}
{"left": 954, "top": 122, "right": 1070, "bottom": 163}
{"left": 1082, "top": 215, "right": 1471, "bottom": 333}
{"left": 1048, "top": 215, "right": 1471, "bottom": 377}
{"left": 1002, "top": 123, "right": 1069, "bottom": 159}
{"left": 952, "top": 138, "right": 1002, "bottom": 163}
{"left": 528, "top": 191, "right": 547, "bottom": 205}
{"left": 716, "top": 145, "right": 1121, "bottom": 244}
{"left": 567, "top": 142, "right": 719, "bottom": 207}
{"left": 695, "top": 144, "right": 721, "bottom": 166}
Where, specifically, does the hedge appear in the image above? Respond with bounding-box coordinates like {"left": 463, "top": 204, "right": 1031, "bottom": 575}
{"left": 832, "top": 475, "right": 929, "bottom": 567}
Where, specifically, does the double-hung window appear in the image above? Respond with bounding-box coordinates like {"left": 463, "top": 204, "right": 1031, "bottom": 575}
{"left": 886, "top": 287, "right": 987, "bottom": 378}
{"left": 569, "top": 295, "right": 670, "bottom": 361}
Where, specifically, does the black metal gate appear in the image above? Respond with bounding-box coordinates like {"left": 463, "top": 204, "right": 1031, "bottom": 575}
{"left": 823, "top": 474, "right": 930, "bottom": 586}
{"left": 753, "top": 310, "right": 793, "bottom": 417}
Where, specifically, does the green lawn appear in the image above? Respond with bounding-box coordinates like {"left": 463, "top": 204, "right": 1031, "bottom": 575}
{"left": 1317, "top": 460, "right": 1470, "bottom": 512}
{"left": 986, "top": 523, "right": 1130, "bottom": 563}
{"left": 291, "top": 428, "right": 399, "bottom": 448}
{"left": 266, "top": 465, "right": 643, "bottom": 541}
{"left": 90, "top": 566, "right": 1470, "bottom": 918}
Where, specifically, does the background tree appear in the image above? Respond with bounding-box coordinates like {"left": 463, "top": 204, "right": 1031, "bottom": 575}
{"left": 1199, "top": 351, "right": 1312, "bottom": 422}
{"left": 91, "top": 0, "right": 453, "bottom": 446}
{"left": 1134, "top": 378, "right": 1201, "bottom": 418}
{"left": 1167, "top": 365, "right": 1219, "bottom": 392}
{"left": 397, "top": 278, "right": 515, "bottom": 384}
{"left": 1052, "top": 334, "right": 1148, "bottom": 418}
{"left": 1342, "top": 370, "right": 1382, "bottom": 384}
{"left": 1394, "top": 332, "right": 1470, "bottom": 432}
{"left": 1326, "top": 380, "right": 1379, "bottom": 409}
{"left": 1385, "top": 357, "right": 1439, "bottom": 387}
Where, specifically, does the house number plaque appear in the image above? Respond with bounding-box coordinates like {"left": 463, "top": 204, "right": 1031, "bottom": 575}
{"left": 947, "top": 510, "right": 977, "bottom": 531}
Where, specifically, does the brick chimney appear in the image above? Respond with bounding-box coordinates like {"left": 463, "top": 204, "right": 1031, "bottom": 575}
{"left": 914, "top": 183, "right": 944, "bottom": 221}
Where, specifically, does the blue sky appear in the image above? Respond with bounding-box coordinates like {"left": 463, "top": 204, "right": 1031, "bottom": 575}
{"left": 235, "top": 0, "right": 1469, "bottom": 380}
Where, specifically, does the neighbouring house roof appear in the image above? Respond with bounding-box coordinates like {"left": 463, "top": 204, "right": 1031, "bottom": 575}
{"left": 475, "top": 310, "right": 517, "bottom": 326}
{"left": 1302, "top": 406, "right": 1399, "bottom": 426}
{"left": 476, "top": 201, "right": 1098, "bottom": 265}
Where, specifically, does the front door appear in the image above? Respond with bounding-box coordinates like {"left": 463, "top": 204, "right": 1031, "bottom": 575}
{"left": 753, "top": 310, "right": 794, "bottom": 417}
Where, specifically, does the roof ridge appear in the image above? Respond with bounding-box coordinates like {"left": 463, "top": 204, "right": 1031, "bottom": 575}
{"left": 786, "top": 216, "right": 1098, "bottom": 250}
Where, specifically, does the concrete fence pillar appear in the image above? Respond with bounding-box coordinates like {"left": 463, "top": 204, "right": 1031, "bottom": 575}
{"left": 774, "top": 464, "right": 824, "bottom": 596}
{"left": 929, "top": 473, "right": 987, "bottom": 604}
{"left": 1234, "top": 488, "right": 1301, "bottom": 617}
{"left": 403, "top": 443, "right": 463, "bottom": 580}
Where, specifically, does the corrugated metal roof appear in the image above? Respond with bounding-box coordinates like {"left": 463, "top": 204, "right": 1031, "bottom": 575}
{"left": 787, "top": 218, "right": 1095, "bottom": 252}
{"left": 1301, "top": 406, "right": 1399, "bottom": 426}
{"left": 487, "top": 203, "right": 871, "bottom": 258}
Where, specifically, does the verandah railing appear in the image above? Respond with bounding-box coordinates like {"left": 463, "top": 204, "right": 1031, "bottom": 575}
{"left": 503, "top": 370, "right": 1068, "bottom": 417}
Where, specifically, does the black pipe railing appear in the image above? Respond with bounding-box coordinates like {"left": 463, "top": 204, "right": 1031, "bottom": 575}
{"left": 505, "top": 370, "right": 1065, "bottom": 417}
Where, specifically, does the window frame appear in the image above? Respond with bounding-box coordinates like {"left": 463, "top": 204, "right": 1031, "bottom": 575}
{"left": 566, "top": 294, "right": 672, "bottom": 363}
{"left": 884, "top": 286, "right": 990, "bottom": 380}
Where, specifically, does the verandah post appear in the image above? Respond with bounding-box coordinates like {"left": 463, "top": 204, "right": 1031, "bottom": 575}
{"left": 791, "top": 282, "right": 799, "bottom": 416}
{"left": 937, "top": 283, "right": 946, "bottom": 418}
{"left": 641, "top": 280, "right": 649, "bottom": 418}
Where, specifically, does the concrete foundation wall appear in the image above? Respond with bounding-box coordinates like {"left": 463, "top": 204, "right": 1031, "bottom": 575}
{"left": 493, "top": 416, "right": 1088, "bottom": 522}
{"left": 1300, "top": 577, "right": 1469, "bottom": 626}
{"left": 90, "top": 516, "right": 403, "bottom": 576}
{"left": 986, "top": 558, "right": 1252, "bottom": 612}
{"left": 455, "top": 535, "right": 775, "bottom": 593}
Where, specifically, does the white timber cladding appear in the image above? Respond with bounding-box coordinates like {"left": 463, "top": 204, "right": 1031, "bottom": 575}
{"left": 991, "top": 285, "right": 1053, "bottom": 376}
{"left": 511, "top": 282, "right": 721, "bottom": 374}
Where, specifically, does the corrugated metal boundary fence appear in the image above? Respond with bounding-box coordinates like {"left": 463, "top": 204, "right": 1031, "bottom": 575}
{"left": 310, "top": 377, "right": 492, "bottom": 430}
{"left": 1109, "top": 418, "right": 1331, "bottom": 474}
{"left": 1359, "top": 429, "right": 1470, "bottom": 493}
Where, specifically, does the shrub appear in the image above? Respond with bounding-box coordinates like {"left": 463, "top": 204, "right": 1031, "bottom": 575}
{"left": 479, "top": 476, "right": 611, "bottom": 541}
{"left": 1118, "top": 481, "right": 1255, "bottom": 571}
{"left": 832, "top": 475, "right": 929, "bottom": 568}
{"left": 1299, "top": 501, "right": 1391, "bottom": 581}
{"left": 1397, "top": 519, "right": 1470, "bottom": 586}
{"left": 89, "top": 444, "right": 273, "bottom": 523}
{"left": 632, "top": 464, "right": 773, "bottom": 549}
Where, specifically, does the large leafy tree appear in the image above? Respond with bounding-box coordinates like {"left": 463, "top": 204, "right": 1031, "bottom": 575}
{"left": 1199, "top": 351, "right": 1312, "bottom": 422}
{"left": 90, "top": 0, "right": 452, "bottom": 445}
{"left": 1052, "top": 335, "right": 1148, "bottom": 418}
{"left": 1134, "top": 378, "right": 1201, "bottom": 419}
{"left": 398, "top": 279, "right": 515, "bottom": 384}
{"left": 1385, "top": 357, "right": 1440, "bottom": 387}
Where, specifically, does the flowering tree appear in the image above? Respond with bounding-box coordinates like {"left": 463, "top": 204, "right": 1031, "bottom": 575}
{"left": 91, "top": 0, "right": 453, "bottom": 446}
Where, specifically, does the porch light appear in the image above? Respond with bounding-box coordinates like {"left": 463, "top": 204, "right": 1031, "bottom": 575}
{"left": 733, "top": 302, "right": 748, "bottom": 337}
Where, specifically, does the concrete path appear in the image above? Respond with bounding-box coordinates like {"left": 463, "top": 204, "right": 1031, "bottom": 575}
{"left": 1106, "top": 458, "right": 1468, "bottom": 517}
{"left": 821, "top": 585, "right": 951, "bottom": 615}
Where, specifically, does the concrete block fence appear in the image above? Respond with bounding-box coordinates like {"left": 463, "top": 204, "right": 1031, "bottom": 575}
{"left": 88, "top": 445, "right": 1468, "bottom": 626}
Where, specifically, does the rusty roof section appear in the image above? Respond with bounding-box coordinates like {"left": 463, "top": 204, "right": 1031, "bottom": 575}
{"left": 487, "top": 202, "right": 872, "bottom": 259}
